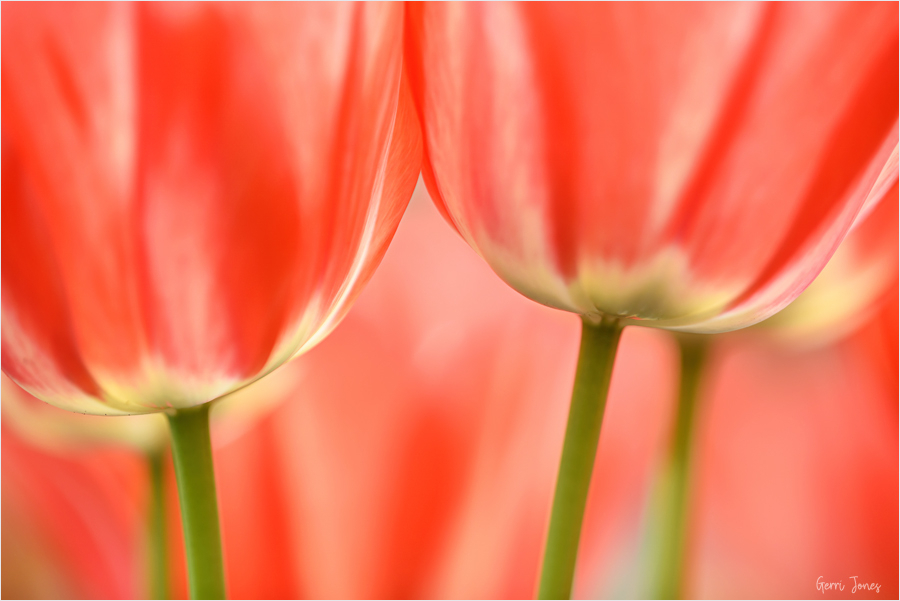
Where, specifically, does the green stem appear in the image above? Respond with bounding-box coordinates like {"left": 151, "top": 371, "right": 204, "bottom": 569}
{"left": 147, "top": 448, "right": 169, "bottom": 600}
{"left": 166, "top": 404, "right": 226, "bottom": 600}
{"left": 653, "top": 335, "right": 708, "bottom": 600}
{"left": 538, "top": 316, "right": 624, "bottom": 600}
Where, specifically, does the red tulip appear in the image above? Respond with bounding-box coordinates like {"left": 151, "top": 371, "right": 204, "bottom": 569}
{"left": 764, "top": 181, "right": 899, "bottom": 345}
{"left": 2, "top": 426, "right": 146, "bottom": 599}
{"left": 405, "top": 3, "right": 898, "bottom": 332}
{"left": 2, "top": 2, "right": 422, "bottom": 415}
{"left": 688, "top": 329, "right": 898, "bottom": 599}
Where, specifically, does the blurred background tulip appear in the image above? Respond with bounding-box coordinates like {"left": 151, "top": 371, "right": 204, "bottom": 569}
{"left": 691, "top": 321, "right": 897, "bottom": 600}
{"left": 2, "top": 2, "right": 421, "bottom": 415}
{"left": 4, "top": 186, "right": 895, "bottom": 599}
{"left": 2, "top": 426, "right": 146, "bottom": 599}
{"left": 765, "top": 182, "right": 899, "bottom": 347}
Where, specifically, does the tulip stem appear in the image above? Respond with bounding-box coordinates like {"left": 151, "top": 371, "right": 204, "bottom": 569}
{"left": 167, "top": 404, "right": 226, "bottom": 600}
{"left": 653, "top": 335, "right": 708, "bottom": 600}
{"left": 538, "top": 316, "right": 624, "bottom": 600}
{"left": 147, "top": 448, "right": 169, "bottom": 599}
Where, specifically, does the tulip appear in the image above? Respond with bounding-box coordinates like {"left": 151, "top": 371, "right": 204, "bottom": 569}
{"left": 2, "top": 2, "right": 421, "bottom": 414}
{"left": 405, "top": 3, "right": 898, "bottom": 597}
{"left": 2, "top": 371, "right": 296, "bottom": 599}
{"left": 681, "top": 323, "right": 897, "bottom": 598}
{"left": 643, "top": 176, "right": 897, "bottom": 598}
{"left": 766, "top": 181, "right": 899, "bottom": 346}
{"left": 2, "top": 426, "right": 146, "bottom": 599}
{"left": 652, "top": 182, "right": 897, "bottom": 599}
{"left": 3, "top": 3, "right": 421, "bottom": 597}
{"left": 407, "top": 3, "right": 897, "bottom": 333}
{"left": 852, "top": 281, "right": 899, "bottom": 404}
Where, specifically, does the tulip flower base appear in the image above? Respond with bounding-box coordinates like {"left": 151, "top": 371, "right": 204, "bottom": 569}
{"left": 539, "top": 317, "right": 623, "bottom": 600}
{"left": 167, "top": 404, "right": 226, "bottom": 600}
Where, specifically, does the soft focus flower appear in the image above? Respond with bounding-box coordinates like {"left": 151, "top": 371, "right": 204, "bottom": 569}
{"left": 852, "top": 281, "right": 899, "bottom": 404}
{"left": 689, "top": 328, "right": 898, "bottom": 599}
{"left": 2, "top": 2, "right": 421, "bottom": 416}
{"left": 2, "top": 426, "right": 146, "bottom": 599}
{"left": 405, "top": 3, "right": 898, "bottom": 332}
{"left": 764, "top": 181, "right": 898, "bottom": 346}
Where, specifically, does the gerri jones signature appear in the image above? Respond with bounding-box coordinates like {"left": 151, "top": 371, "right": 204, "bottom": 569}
{"left": 817, "top": 576, "right": 882, "bottom": 594}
